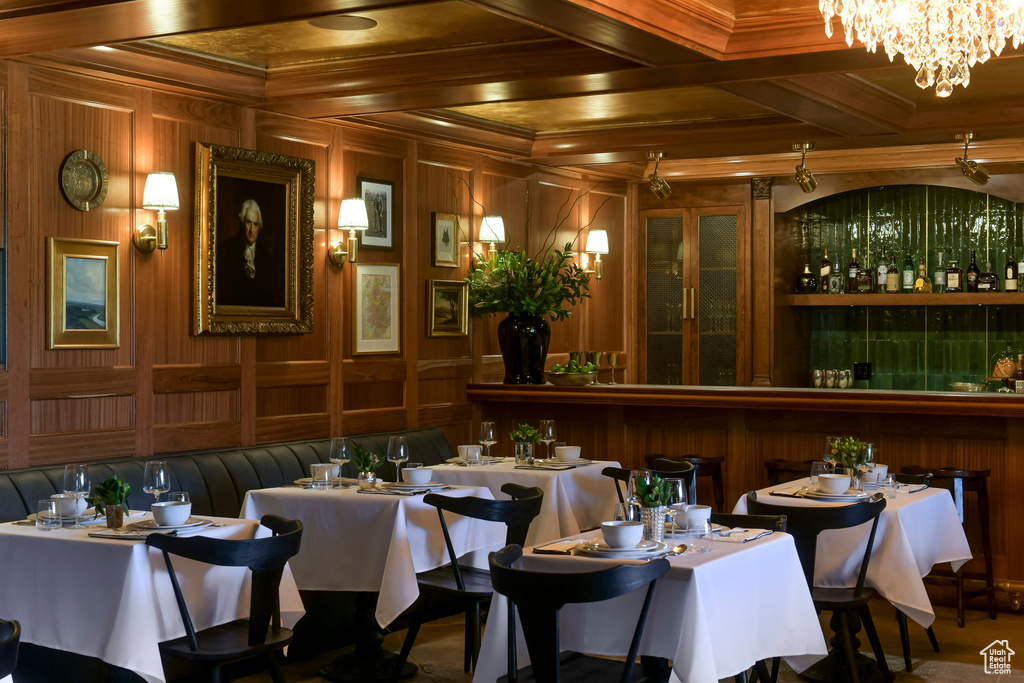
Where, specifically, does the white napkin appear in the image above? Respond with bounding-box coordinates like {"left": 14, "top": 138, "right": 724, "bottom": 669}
{"left": 714, "top": 528, "right": 773, "bottom": 543}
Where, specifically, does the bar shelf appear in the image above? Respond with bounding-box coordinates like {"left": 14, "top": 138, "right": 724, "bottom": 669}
{"left": 785, "top": 293, "right": 1024, "bottom": 306}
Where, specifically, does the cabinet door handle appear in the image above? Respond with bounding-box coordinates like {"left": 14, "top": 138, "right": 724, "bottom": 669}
{"left": 681, "top": 288, "right": 687, "bottom": 320}
{"left": 690, "top": 288, "right": 696, "bottom": 319}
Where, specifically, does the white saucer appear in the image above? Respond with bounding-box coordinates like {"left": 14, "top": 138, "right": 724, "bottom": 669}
{"left": 380, "top": 481, "right": 447, "bottom": 491}
{"left": 29, "top": 508, "right": 103, "bottom": 525}
{"left": 445, "top": 457, "right": 503, "bottom": 465}
{"left": 803, "top": 489, "right": 872, "bottom": 501}
{"left": 533, "top": 458, "right": 593, "bottom": 465}
{"left": 576, "top": 540, "right": 670, "bottom": 558}
{"left": 294, "top": 477, "right": 351, "bottom": 486}
{"left": 131, "top": 517, "right": 211, "bottom": 531}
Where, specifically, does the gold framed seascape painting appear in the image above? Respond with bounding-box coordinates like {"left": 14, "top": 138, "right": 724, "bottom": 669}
{"left": 47, "top": 237, "right": 119, "bottom": 349}
{"left": 194, "top": 143, "right": 315, "bottom": 335}
{"left": 354, "top": 263, "right": 401, "bottom": 355}
{"left": 429, "top": 280, "right": 468, "bottom": 337}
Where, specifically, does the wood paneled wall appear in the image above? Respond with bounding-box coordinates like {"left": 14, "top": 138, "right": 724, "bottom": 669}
{"left": 0, "top": 60, "right": 629, "bottom": 469}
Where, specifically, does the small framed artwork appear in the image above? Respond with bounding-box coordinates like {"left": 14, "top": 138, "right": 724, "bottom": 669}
{"left": 431, "top": 212, "right": 459, "bottom": 267}
{"left": 429, "top": 280, "right": 468, "bottom": 337}
{"left": 47, "top": 237, "right": 119, "bottom": 349}
{"left": 358, "top": 177, "right": 395, "bottom": 251}
{"left": 354, "top": 263, "right": 401, "bottom": 355}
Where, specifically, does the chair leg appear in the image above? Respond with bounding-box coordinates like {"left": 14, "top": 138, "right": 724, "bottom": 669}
{"left": 267, "top": 651, "right": 286, "bottom": 683}
{"left": 392, "top": 618, "right": 422, "bottom": 683}
{"left": 859, "top": 605, "right": 892, "bottom": 683}
{"left": 896, "top": 610, "right": 912, "bottom": 671}
{"left": 753, "top": 659, "right": 771, "bottom": 683}
{"left": 464, "top": 607, "right": 472, "bottom": 673}
{"left": 468, "top": 602, "right": 482, "bottom": 672}
{"left": 734, "top": 671, "right": 748, "bottom": 683}
{"left": 770, "top": 656, "right": 780, "bottom": 683}
{"left": 926, "top": 626, "right": 940, "bottom": 653}
{"left": 207, "top": 666, "right": 222, "bottom": 683}
{"left": 835, "top": 612, "right": 860, "bottom": 683}
{"left": 956, "top": 567, "right": 966, "bottom": 628}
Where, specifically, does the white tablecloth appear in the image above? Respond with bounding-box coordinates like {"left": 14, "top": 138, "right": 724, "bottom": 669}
{"left": 0, "top": 515, "right": 303, "bottom": 683}
{"left": 474, "top": 530, "right": 827, "bottom": 683}
{"left": 734, "top": 481, "right": 972, "bottom": 627}
{"left": 429, "top": 461, "right": 620, "bottom": 545}
{"left": 241, "top": 485, "right": 507, "bottom": 627}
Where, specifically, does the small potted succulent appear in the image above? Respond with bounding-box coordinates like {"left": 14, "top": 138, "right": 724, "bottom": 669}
{"left": 634, "top": 473, "right": 670, "bottom": 542}
{"left": 350, "top": 443, "right": 384, "bottom": 489}
{"left": 509, "top": 423, "right": 541, "bottom": 465}
{"left": 86, "top": 476, "right": 131, "bottom": 529}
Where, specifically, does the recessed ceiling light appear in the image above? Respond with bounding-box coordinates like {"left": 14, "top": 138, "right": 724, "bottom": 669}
{"left": 308, "top": 15, "right": 377, "bottom": 31}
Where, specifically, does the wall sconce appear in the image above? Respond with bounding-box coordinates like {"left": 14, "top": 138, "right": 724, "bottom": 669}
{"left": 955, "top": 131, "right": 990, "bottom": 186}
{"left": 585, "top": 229, "right": 609, "bottom": 280}
{"left": 793, "top": 142, "right": 817, "bottom": 193}
{"left": 328, "top": 198, "right": 369, "bottom": 267}
{"left": 135, "top": 172, "right": 179, "bottom": 253}
{"left": 479, "top": 215, "right": 505, "bottom": 258}
{"left": 647, "top": 151, "right": 671, "bottom": 199}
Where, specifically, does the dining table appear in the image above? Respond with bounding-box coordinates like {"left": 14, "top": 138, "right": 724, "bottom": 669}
{"left": 473, "top": 528, "right": 828, "bottom": 683}
{"left": 0, "top": 512, "right": 303, "bottom": 683}
{"left": 429, "top": 458, "right": 621, "bottom": 545}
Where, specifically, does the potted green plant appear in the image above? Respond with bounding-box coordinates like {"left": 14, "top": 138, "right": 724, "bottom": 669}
{"left": 85, "top": 476, "right": 131, "bottom": 529}
{"left": 828, "top": 436, "right": 870, "bottom": 489}
{"left": 467, "top": 243, "right": 590, "bottom": 384}
{"left": 634, "top": 473, "right": 670, "bottom": 542}
{"left": 509, "top": 423, "right": 541, "bottom": 464}
{"left": 350, "top": 443, "right": 384, "bottom": 489}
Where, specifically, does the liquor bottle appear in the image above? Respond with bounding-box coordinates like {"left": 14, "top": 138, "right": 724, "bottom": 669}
{"left": 876, "top": 248, "right": 888, "bottom": 294}
{"left": 966, "top": 250, "right": 980, "bottom": 292}
{"left": 933, "top": 250, "right": 947, "bottom": 293}
{"left": 913, "top": 264, "right": 932, "bottom": 293}
{"left": 880, "top": 250, "right": 897, "bottom": 294}
{"left": 901, "top": 249, "right": 915, "bottom": 293}
{"left": 819, "top": 248, "right": 832, "bottom": 294}
{"left": 796, "top": 264, "right": 818, "bottom": 294}
{"left": 1016, "top": 354, "right": 1024, "bottom": 394}
{"left": 847, "top": 249, "right": 860, "bottom": 294}
{"left": 978, "top": 260, "right": 998, "bottom": 292}
{"left": 856, "top": 255, "right": 874, "bottom": 293}
{"left": 946, "top": 259, "right": 963, "bottom": 292}
{"left": 1006, "top": 247, "right": 1018, "bottom": 292}
{"left": 828, "top": 256, "right": 845, "bottom": 294}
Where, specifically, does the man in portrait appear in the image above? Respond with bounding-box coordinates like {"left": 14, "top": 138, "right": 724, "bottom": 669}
{"left": 217, "top": 198, "right": 285, "bottom": 308}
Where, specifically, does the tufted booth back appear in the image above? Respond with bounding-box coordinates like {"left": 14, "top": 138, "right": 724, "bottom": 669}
{"left": 0, "top": 427, "right": 454, "bottom": 522}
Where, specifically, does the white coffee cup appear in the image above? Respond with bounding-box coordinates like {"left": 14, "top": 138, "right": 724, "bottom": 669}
{"left": 864, "top": 463, "right": 888, "bottom": 484}
{"left": 554, "top": 446, "right": 581, "bottom": 462}
{"left": 458, "top": 445, "right": 482, "bottom": 462}
{"left": 50, "top": 493, "right": 86, "bottom": 518}
{"left": 601, "top": 520, "right": 643, "bottom": 549}
{"left": 402, "top": 467, "right": 433, "bottom": 485}
{"left": 681, "top": 504, "right": 712, "bottom": 527}
{"left": 152, "top": 501, "right": 192, "bottom": 527}
{"left": 818, "top": 473, "right": 851, "bottom": 494}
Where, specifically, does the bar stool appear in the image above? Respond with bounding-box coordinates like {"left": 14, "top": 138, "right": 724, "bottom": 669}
{"left": 902, "top": 466, "right": 996, "bottom": 628}
{"left": 764, "top": 458, "right": 818, "bottom": 487}
{"left": 643, "top": 454, "right": 726, "bottom": 512}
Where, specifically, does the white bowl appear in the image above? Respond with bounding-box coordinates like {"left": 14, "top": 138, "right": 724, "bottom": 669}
{"left": 681, "top": 504, "right": 711, "bottom": 527}
{"left": 818, "top": 473, "right": 850, "bottom": 494}
{"left": 152, "top": 501, "right": 192, "bottom": 526}
{"left": 50, "top": 493, "right": 87, "bottom": 518}
{"left": 402, "top": 467, "right": 433, "bottom": 485}
{"left": 554, "top": 446, "right": 581, "bottom": 462}
{"left": 601, "top": 521, "right": 643, "bottom": 549}
{"left": 864, "top": 464, "right": 888, "bottom": 483}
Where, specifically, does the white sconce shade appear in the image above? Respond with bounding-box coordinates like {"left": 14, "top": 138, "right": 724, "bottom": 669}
{"left": 142, "top": 172, "right": 179, "bottom": 210}
{"left": 338, "top": 198, "right": 369, "bottom": 231}
{"left": 585, "top": 229, "right": 609, "bottom": 255}
{"left": 479, "top": 216, "right": 506, "bottom": 244}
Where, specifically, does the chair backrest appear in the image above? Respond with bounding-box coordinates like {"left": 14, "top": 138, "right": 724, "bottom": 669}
{"left": 649, "top": 458, "right": 696, "bottom": 489}
{"left": 601, "top": 467, "right": 631, "bottom": 506}
{"left": 147, "top": 515, "right": 303, "bottom": 650}
{"left": 893, "top": 472, "right": 932, "bottom": 487}
{"left": 0, "top": 619, "right": 20, "bottom": 678}
{"left": 745, "top": 491, "right": 885, "bottom": 596}
{"left": 902, "top": 466, "right": 990, "bottom": 523}
{"left": 425, "top": 486, "right": 543, "bottom": 591}
{"left": 489, "top": 544, "right": 670, "bottom": 683}
{"left": 764, "top": 458, "right": 817, "bottom": 486}
{"left": 710, "top": 512, "right": 787, "bottom": 532}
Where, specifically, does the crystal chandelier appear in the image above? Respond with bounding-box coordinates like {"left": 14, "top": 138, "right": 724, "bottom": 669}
{"left": 818, "top": 0, "right": 1024, "bottom": 97}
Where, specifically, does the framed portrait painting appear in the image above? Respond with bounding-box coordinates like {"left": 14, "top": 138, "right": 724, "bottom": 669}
{"left": 47, "top": 237, "right": 119, "bottom": 349}
{"left": 428, "top": 280, "right": 468, "bottom": 337}
{"left": 354, "top": 263, "right": 401, "bottom": 355}
{"left": 357, "top": 177, "right": 395, "bottom": 251}
{"left": 194, "top": 143, "right": 315, "bottom": 335}
{"left": 431, "top": 212, "right": 459, "bottom": 267}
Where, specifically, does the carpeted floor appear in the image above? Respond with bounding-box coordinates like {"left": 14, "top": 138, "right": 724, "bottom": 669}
{"left": 239, "top": 600, "right": 1023, "bottom": 682}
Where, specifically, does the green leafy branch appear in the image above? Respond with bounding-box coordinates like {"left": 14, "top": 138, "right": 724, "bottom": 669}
{"left": 350, "top": 444, "right": 384, "bottom": 473}
{"left": 86, "top": 476, "right": 131, "bottom": 516}
{"left": 509, "top": 423, "right": 541, "bottom": 443}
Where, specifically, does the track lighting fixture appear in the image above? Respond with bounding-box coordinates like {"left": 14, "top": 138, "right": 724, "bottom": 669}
{"left": 955, "top": 132, "right": 990, "bottom": 186}
{"left": 793, "top": 142, "right": 817, "bottom": 193}
{"left": 647, "top": 151, "right": 671, "bottom": 199}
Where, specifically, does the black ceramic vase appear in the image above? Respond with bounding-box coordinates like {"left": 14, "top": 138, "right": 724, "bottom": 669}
{"left": 497, "top": 314, "right": 551, "bottom": 384}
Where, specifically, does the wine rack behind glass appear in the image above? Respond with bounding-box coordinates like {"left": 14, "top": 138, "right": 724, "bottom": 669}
{"left": 646, "top": 216, "right": 684, "bottom": 384}
{"left": 697, "top": 215, "right": 737, "bottom": 386}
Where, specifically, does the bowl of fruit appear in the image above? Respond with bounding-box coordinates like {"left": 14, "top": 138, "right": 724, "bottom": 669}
{"left": 544, "top": 360, "right": 598, "bottom": 387}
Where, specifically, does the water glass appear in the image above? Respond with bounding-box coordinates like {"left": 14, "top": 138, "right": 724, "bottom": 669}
{"left": 36, "top": 500, "right": 60, "bottom": 531}
{"left": 664, "top": 478, "right": 688, "bottom": 539}
{"left": 686, "top": 517, "right": 713, "bottom": 553}
{"left": 310, "top": 463, "right": 334, "bottom": 490}
{"left": 613, "top": 502, "right": 641, "bottom": 523}
{"left": 539, "top": 420, "right": 557, "bottom": 460}
{"left": 882, "top": 474, "right": 900, "bottom": 499}
{"left": 809, "top": 460, "right": 831, "bottom": 487}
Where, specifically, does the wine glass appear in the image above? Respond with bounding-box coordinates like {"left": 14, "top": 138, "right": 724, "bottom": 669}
{"left": 539, "top": 420, "right": 557, "bottom": 461}
{"left": 478, "top": 422, "right": 497, "bottom": 460}
{"left": 387, "top": 436, "right": 409, "bottom": 483}
{"left": 63, "top": 463, "right": 90, "bottom": 529}
{"left": 607, "top": 352, "right": 619, "bottom": 385}
{"left": 627, "top": 469, "right": 652, "bottom": 503}
{"left": 613, "top": 502, "right": 640, "bottom": 522}
{"left": 809, "top": 461, "right": 831, "bottom": 488}
{"left": 143, "top": 460, "right": 170, "bottom": 506}
{"left": 664, "top": 478, "right": 688, "bottom": 540}
{"left": 329, "top": 437, "right": 351, "bottom": 477}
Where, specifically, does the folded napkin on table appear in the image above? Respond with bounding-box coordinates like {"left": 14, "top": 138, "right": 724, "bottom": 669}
{"left": 88, "top": 529, "right": 178, "bottom": 541}
{"left": 514, "top": 464, "right": 577, "bottom": 471}
{"left": 532, "top": 539, "right": 579, "bottom": 555}
{"left": 355, "top": 488, "right": 427, "bottom": 496}
{"left": 714, "top": 528, "right": 773, "bottom": 543}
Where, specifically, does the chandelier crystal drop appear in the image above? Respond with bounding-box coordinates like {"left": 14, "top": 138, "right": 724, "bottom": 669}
{"left": 818, "top": 0, "right": 1024, "bottom": 97}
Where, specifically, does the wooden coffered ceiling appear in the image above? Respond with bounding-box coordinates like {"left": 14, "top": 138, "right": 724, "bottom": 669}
{"left": 11, "top": 0, "right": 1024, "bottom": 180}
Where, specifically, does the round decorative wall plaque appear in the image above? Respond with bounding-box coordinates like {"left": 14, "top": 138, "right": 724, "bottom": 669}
{"left": 60, "top": 150, "right": 109, "bottom": 211}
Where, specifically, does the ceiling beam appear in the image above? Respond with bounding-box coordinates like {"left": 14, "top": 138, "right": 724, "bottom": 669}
{"left": 339, "top": 110, "right": 535, "bottom": 157}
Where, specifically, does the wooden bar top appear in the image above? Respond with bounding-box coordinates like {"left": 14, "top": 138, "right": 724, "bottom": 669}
{"left": 466, "top": 383, "right": 1024, "bottom": 418}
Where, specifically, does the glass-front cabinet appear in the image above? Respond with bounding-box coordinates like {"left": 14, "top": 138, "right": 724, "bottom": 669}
{"left": 644, "top": 208, "right": 743, "bottom": 386}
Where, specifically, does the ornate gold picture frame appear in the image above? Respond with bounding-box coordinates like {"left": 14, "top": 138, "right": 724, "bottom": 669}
{"left": 194, "top": 143, "right": 315, "bottom": 335}
{"left": 47, "top": 237, "right": 119, "bottom": 349}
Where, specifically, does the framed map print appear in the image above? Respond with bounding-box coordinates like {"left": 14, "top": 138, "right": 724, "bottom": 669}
{"left": 354, "top": 263, "right": 401, "bottom": 355}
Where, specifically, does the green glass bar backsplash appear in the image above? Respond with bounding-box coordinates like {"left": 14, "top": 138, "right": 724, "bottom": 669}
{"left": 800, "top": 185, "right": 1024, "bottom": 390}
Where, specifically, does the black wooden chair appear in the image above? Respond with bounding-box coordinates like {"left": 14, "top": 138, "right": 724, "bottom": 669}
{"left": 601, "top": 467, "right": 632, "bottom": 506}
{"left": 489, "top": 543, "right": 670, "bottom": 682}
{"left": 0, "top": 619, "right": 20, "bottom": 678}
{"left": 146, "top": 514, "right": 303, "bottom": 683}
{"left": 602, "top": 463, "right": 696, "bottom": 507}
{"left": 746, "top": 491, "right": 893, "bottom": 683}
{"left": 645, "top": 454, "right": 727, "bottom": 512}
{"left": 390, "top": 484, "right": 543, "bottom": 681}
{"left": 763, "top": 459, "right": 818, "bottom": 487}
